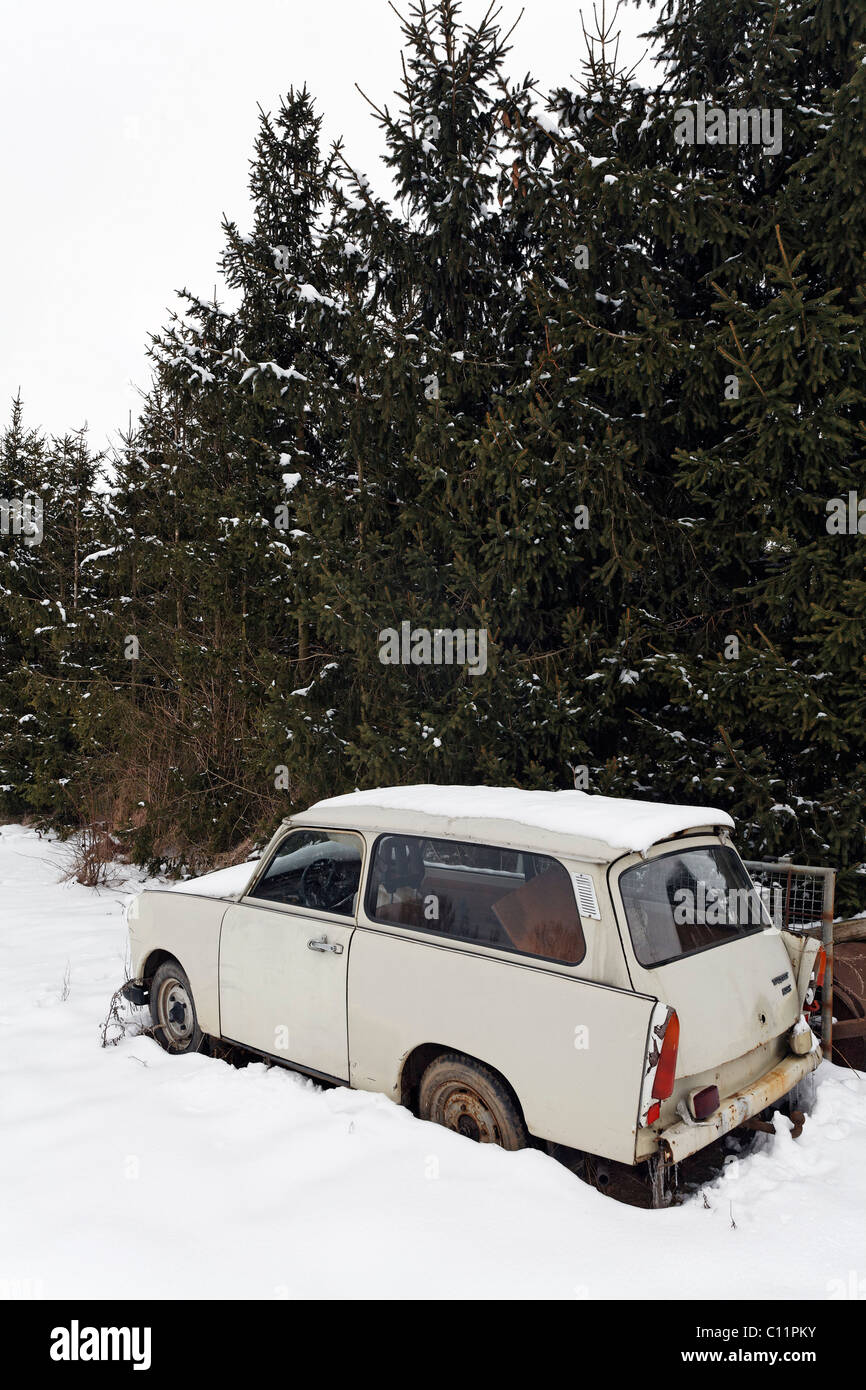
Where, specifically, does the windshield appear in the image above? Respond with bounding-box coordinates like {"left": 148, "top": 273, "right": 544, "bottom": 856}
{"left": 619, "top": 844, "right": 768, "bottom": 968}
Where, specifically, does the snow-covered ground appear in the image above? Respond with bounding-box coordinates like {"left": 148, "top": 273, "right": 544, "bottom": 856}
{"left": 1, "top": 822, "right": 864, "bottom": 1301}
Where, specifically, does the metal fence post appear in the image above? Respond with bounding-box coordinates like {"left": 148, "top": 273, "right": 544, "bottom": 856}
{"left": 820, "top": 869, "right": 836, "bottom": 1058}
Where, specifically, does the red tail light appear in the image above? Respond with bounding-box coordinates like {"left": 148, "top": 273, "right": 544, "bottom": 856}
{"left": 652, "top": 1010, "right": 680, "bottom": 1100}
{"left": 814, "top": 947, "right": 827, "bottom": 989}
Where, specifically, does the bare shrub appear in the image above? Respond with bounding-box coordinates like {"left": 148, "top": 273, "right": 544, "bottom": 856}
{"left": 62, "top": 822, "right": 123, "bottom": 887}
{"left": 100, "top": 985, "right": 152, "bottom": 1048}
{"left": 91, "top": 673, "right": 289, "bottom": 872}
{"left": 55, "top": 781, "right": 127, "bottom": 887}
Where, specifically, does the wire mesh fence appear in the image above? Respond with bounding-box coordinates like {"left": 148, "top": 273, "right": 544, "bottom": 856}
{"left": 742, "top": 861, "right": 830, "bottom": 932}
{"left": 743, "top": 860, "right": 836, "bottom": 1051}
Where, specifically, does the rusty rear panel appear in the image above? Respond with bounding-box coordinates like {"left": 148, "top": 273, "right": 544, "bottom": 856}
{"left": 635, "top": 1034, "right": 791, "bottom": 1159}
{"left": 832, "top": 941, "right": 866, "bottom": 1070}
{"left": 656, "top": 1047, "right": 822, "bottom": 1164}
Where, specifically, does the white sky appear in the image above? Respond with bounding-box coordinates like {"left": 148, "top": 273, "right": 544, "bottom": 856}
{"left": 1, "top": 1, "right": 659, "bottom": 450}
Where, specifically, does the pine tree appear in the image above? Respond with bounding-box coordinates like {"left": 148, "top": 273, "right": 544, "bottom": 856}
{"left": 0, "top": 400, "right": 111, "bottom": 819}
{"left": 618, "top": 0, "right": 866, "bottom": 905}
{"left": 278, "top": 0, "right": 546, "bottom": 795}
{"left": 98, "top": 90, "right": 335, "bottom": 862}
{"left": 10, "top": 0, "right": 859, "bottom": 907}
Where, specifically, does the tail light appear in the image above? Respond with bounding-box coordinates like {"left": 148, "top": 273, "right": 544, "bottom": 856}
{"left": 804, "top": 947, "right": 827, "bottom": 1015}
{"left": 652, "top": 1010, "right": 680, "bottom": 1101}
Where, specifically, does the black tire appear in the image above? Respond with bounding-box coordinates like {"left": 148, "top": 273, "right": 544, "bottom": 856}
{"left": 418, "top": 1052, "right": 529, "bottom": 1150}
{"left": 150, "top": 959, "right": 207, "bottom": 1056}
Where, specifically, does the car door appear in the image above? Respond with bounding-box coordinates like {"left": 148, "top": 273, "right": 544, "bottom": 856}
{"left": 218, "top": 827, "right": 363, "bottom": 1080}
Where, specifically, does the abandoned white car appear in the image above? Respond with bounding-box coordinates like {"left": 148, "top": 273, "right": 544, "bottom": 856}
{"left": 122, "top": 786, "right": 823, "bottom": 1193}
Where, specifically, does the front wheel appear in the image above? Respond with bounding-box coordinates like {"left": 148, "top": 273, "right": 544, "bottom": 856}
{"left": 150, "top": 959, "right": 207, "bottom": 1055}
{"left": 418, "top": 1052, "right": 529, "bottom": 1150}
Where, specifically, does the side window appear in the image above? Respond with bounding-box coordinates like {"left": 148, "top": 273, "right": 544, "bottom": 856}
{"left": 248, "top": 829, "right": 362, "bottom": 916}
{"left": 365, "top": 834, "right": 585, "bottom": 965}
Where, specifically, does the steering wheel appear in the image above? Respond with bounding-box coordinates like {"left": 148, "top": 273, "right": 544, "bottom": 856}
{"left": 301, "top": 857, "right": 340, "bottom": 910}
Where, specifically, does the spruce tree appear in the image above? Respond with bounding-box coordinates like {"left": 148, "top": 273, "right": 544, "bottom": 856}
{"left": 279, "top": 0, "right": 543, "bottom": 795}
{"left": 100, "top": 90, "right": 334, "bottom": 862}
{"left": 0, "top": 400, "right": 111, "bottom": 820}
{"left": 633, "top": 0, "right": 866, "bottom": 905}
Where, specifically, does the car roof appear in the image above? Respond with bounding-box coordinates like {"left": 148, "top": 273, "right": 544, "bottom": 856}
{"left": 289, "top": 785, "right": 735, "bottom": 865}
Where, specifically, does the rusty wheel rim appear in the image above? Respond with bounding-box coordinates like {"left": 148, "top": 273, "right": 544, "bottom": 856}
{"left": 157, "top": 976, "right": 193, "bottom": 1048}
{"left": 433, "top": 1082, "right": 502, "bottom": 1144}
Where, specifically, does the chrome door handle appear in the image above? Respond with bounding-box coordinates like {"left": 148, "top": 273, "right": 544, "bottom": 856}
{"left": 307, "top": 937, "right": 344, "bottom": 954}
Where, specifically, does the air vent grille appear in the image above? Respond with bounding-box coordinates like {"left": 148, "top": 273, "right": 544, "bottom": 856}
{"left": 572, "top": 872, "right": 601, "bottom": 920}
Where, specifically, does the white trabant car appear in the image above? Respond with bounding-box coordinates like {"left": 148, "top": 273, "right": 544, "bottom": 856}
{"left": 123, "top": 786, "right": 822, "bottom": 1181}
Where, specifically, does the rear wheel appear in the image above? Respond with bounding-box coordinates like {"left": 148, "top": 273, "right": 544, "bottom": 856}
{"left": 150, "top": 959, "right": 206, "bottom": 1056}
{"left": 418, "top": 1052, "right": 529, "bottom": 1150}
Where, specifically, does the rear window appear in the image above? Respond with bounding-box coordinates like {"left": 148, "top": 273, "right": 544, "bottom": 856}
{"left": 365, "top": 833, "right": 586, "bottom": 965}
{"left": 619, "top": 845, "right": 767, "bottom": 968}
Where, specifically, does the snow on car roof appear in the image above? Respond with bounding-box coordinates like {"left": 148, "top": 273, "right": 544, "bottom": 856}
{"left": 294, "top": 785, "right": 735, "bottom": 863}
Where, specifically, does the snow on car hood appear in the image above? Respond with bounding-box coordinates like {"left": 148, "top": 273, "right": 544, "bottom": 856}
{"left": 166, "top": 860, "right": 260, "bottom": 898}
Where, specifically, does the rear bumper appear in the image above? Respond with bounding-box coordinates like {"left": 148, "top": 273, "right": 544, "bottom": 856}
{"left": 658, "top": 1046, "right": 822, "bottom": 1164}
